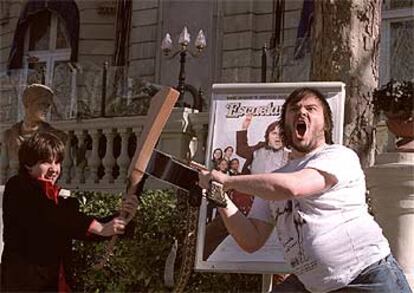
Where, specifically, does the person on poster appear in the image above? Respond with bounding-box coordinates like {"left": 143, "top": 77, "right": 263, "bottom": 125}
{"left": 227, "top": 157, "right": 253, "bottom": 215}
{"left": 204, "top": 155, "right": 231, "bottom": 258}
{"left": 211, "top": 148, "right": 223, "bottom": 169}
{"left": 223, "top": 146, "right": 234, "bottom": 162}
{"left": 236, "top": 114, "right": 289, "bottom": 175}
{"left": 215, "top": 158, "right": 229, "bottom": 174}
{"left": 199, "top": 87, "right": 411, "bottom": 292}
{"left": 204, "top": 114, "right": 290, "bottom": 267}
{"left": 204, "top": 118, "right": 290, "bottom": 260}
{"left": 1, "top": 132, "right": 138, "bottom": 292}
{"left": 228, "top": 158, "right": 241, "bottom": 176}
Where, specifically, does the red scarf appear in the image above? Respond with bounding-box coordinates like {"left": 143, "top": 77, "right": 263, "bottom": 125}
{"left": 37, "top": 178, "right": 60, "bottom": 204}
{"left": 36, "top": 178, "right": 71, "bottom": 292}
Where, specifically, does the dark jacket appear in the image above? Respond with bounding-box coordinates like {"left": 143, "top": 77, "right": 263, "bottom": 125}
{"left": 1, "top": 174, "right": 97, "bottom": 292}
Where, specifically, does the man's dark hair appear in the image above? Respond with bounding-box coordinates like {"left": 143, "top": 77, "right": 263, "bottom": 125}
{"left": 279, "top": 87, "right": 333, "bottom": 147}
{"left": 18, "top": 132, "right": 65, "bottom": 174}
{"left": 264, "top": 121, "right": 281, "bottom": 146}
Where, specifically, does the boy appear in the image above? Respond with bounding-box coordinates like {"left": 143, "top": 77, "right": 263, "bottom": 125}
{"left": 1, "top": 132, "right": 138, "bottom": 292}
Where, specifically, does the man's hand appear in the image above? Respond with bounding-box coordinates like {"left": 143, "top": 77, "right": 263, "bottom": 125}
{"left": 198, "top": 169, "right": 211, "bottom": 189}
{"left": 198, "top": 169, "right": 229, "bottom": 190}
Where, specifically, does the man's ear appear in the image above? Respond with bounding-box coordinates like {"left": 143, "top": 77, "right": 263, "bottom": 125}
{"left": 25, "top": 164, "right": 32, "bottom": 171}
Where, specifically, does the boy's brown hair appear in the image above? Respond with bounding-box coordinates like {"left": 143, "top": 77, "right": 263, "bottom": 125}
{"left": 264, "top": 120, "right": 281, "bottom": 146}
{"left": 18, "top": 132, "right": 65, "bottom": 174}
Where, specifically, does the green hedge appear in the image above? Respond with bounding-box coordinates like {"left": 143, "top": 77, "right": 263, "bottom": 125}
{"left": 71, "top": 189, "right": 261, "bottom": 292}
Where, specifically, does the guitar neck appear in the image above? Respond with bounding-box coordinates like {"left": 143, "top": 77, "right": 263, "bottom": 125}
{"left": 127, "top": 87, "right": 180, "bottom": 196}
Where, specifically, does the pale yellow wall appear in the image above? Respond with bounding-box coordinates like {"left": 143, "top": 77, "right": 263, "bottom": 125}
{"left": 219, "top": 0, "right": 305, "bottom": 83}
{"left": 76, "top": 0, "right": 116, "bottom": 66}
{"left": 0, "top": 0, "right": 306, "bottom": 85}
{"left": 129, "top": 0, "right": 160, "bottom": 83}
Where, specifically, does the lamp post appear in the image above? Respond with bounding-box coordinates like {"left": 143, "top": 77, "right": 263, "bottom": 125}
{"left": 161, "top": 26, "right": 206, "bottom": 107}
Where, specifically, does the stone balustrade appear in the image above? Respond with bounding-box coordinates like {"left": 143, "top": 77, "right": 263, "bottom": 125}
{"left": 0, "top": 108, "right": 209, "bottom": 193}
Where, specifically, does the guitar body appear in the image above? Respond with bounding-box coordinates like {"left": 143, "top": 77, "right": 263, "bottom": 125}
{"left": 147, "top": 150, "right": 199, "bottom": 191}
{"left": 146, "top": 149, "right": 226, "bottom": 208}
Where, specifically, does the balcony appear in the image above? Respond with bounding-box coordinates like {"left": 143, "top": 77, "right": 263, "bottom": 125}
{"left": 0, "top": 108, "right": 209, "bottom": 192}
{"left": 0, "top": 61, "right": 209, "bottom": 192}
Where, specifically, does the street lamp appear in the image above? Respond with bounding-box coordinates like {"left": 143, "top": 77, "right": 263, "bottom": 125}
{"left": 161, "top": 26, "right": 207, "bottom": 107}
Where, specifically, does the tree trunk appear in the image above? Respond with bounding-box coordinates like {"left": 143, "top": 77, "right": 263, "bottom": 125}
{"left": 310, "top": 0, "right": 382, "bottom": 167}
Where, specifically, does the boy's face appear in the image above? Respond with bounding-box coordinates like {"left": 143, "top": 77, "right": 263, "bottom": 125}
{"left": 27, "top": 158, "right": 61, "bottom": 184}
{"left": 267, "top": 126, "right": 283, "bottom": 150}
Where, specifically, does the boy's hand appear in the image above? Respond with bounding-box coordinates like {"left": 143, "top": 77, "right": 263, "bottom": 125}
{"left": 101, "top": 217, "right": 127, "bottom": 236}
{"left": 88, "top": 217, "right": 127, "bottom": 237}
{"left": 121, "top": 194, "right": 139, "bottom": 223}
{"left": 241, "top": 113, "right": 253, "bottom": 130}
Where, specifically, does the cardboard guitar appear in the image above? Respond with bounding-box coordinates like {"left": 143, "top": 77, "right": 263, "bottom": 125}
{"left": 145, "top": 149, "right": 227, "bottom": 208}
{"left": 95, "top": 86, "right": 180, "bottom": 269}
{"left": 96, "top": 86, "right": 226, "bottom": 268}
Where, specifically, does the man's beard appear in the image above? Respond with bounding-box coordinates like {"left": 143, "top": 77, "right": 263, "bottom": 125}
{"left": 285, "top": 128, "right": 325, "bottom": 153}
{"left": 291, "top": 142, "right": 315, "bottom": 153}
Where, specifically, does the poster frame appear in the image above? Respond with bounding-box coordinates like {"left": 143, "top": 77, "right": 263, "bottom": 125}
{"left": 194, "top": 82, "right": 346, "bottom": 273}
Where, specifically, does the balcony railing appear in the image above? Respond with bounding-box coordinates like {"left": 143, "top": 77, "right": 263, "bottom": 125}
{"left": 0, "top": 108, "right": 209, "bottom": 193}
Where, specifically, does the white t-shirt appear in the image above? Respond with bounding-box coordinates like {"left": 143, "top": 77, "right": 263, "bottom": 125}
{"left": 249, "top": 144, "right": 390, "bottom": 293}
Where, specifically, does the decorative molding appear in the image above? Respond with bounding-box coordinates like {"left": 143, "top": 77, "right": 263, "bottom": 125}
{"left": 382, "top": 7, "right": 414, "bottom": 21}
{"left": 97, "top": 1, "right": 117, "bottom": 16}
{"left": 0, "top": 0, "right": 11, "bottom": 25}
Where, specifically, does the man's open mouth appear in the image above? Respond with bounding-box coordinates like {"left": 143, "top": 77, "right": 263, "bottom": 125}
{"left": 296, "top": 121, "right": 307, "bottom": 137}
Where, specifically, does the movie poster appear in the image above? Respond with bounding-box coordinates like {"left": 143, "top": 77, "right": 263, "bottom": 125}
{"left": 195, "top": 82, "right": 345, "bottom": 273}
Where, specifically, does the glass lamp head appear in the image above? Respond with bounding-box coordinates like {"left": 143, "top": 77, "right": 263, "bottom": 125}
{"left": 178, "top": 26, "right": 191, "bottom": 48}
{"left": 161, "top": 33, "right": 173, "bottom": 55}
{"left": 195, "top": 29, "right": 207, "bottom": 51}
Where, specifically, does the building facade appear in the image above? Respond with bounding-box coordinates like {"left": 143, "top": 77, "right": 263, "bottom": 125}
{"left": 0, "top": 0, "right": 412, "bottom": 122}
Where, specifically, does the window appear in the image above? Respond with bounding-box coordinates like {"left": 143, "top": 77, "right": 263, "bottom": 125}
{"left": 380, "top": 0, "right": 414, "bottom": 84}
{"left": 24, "top": 10, "right": 71, "bottom": 86}
{"left": 5, "top": 0, "right": 79, "bottom": 121}
{"left": 19, "top": 10, "right": 77, "bottom": 120}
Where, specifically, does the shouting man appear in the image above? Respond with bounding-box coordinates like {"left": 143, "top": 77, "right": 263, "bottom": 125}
{"left": 199, "top": 88, "right": 411, "bottom": 292}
